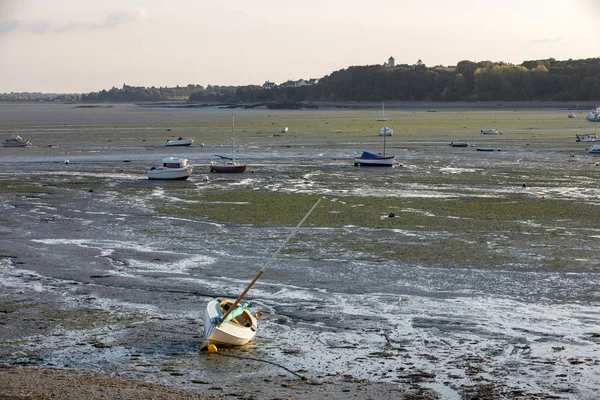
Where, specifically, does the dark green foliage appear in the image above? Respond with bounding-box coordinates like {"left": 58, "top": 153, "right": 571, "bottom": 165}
{"left": 220, "top": 58, "right": 600, "bottom": 103}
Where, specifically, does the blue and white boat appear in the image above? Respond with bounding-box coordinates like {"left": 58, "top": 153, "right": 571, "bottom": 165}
{"left": 586, "top": 107, "right": 600, "bottom": 122}
{"left": 355, "top": 121, "right": 395, "bottom": 166}
{"left": 354, "top": 151, "right": 395, "bottom": 166}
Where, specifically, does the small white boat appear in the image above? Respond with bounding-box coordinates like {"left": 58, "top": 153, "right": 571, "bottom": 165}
{"left": 202, "top": 299, "right": 260, "bottom": 347}
{"left": 480, "top": 129, "right": 499, "bottom": 134}
{"left": 165, "top": 137, "right": 194, "bottom": 146}
{"left": 576, "top": 134, "right": 598, "bottom": 142}
{"left": 279, "top": 126, "right": 288, "bottom": 133}
{"left": 201, "top": 200, "right": 321, "bottom": 351}
{"left": 589, "top": 144, "right": 600, "bottom": 154}
{"left": 449, "top": 141, "right": 469, "bottom": 147}
{"left": 378, "top": 126, "right": 393, "bottom": 136}
{"left": 147, "top": 157, "right": 193, "bottom": 180}
{"left": 568, "top": 113, "right": 577, "bottom": 118}
{"left": 3, "top": 135, "right": 31, "bottom": 147}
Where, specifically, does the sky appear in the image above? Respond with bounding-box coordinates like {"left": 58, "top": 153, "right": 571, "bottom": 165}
{"left": 0, "top": 0, "right": 598, "bottom": 93}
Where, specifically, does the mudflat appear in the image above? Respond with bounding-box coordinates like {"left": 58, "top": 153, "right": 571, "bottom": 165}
{"left": 1, "top": 102, "right": 599, "bottom": 399}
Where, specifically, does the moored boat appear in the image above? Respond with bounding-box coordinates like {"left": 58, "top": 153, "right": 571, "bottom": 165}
{"left": 378, "top": 126, "right": 393, "bottom": 136}
{"left": 280, "top": 126, "right": 288, "bottom": 133}
{"left": 165, "top": 137, "right": 194, "bottom": 146}
{"left": 586, "top": 107, "right": 600, "bottom": 122}
{"left": 376, "top": 101, "right": 388, "bottom": 121}
{"left": 476, "top": 147, "right": 496, "bottom": 151}
{"left": 589, "top": 144, "right": 600, "bottom": 154}
{"left": 210, "top": 115, "right": 246, "bottom": 173}
{"left": 3, "top": 135, "right": 31, "bottom": 147}
{"left": 449, "top": 141, "right": 469, "bottom": 147}
{"left": 210, "top": 155, "right": 247, "bottom": 173}
{"left": 576, "top": 133, "right": 598, "bottom": 142}
{"left": 201, "top": 200, "right": 321, "bottom": 351}
{"left": 354, "top": 151, "right": 395, "bottom": 166}
{"left": 481, "top": 128, "right": 499, "bottom": 134}
{"left": 202, "top": 299, "right": 260, "bottom": 346}
{"left": 147, "top": 157, "right": 193, "bottom": 180}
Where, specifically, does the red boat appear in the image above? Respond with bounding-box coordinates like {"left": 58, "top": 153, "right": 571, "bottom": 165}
{"left": 210, "top": 156, "right": 247, "bottom": 173}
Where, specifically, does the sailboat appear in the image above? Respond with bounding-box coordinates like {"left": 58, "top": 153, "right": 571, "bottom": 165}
{"left": 376, "top": 101, "right": 388, "bottom": 121}
{"left": 587, "top": 111, "right": 600, "bottom": 153}
{"left": 210, "top": 115, "right": 247, "bottom": 173}
{"left": 354, "top": 121, "right": 396, "bottom": 167}
{"left": 200, "top": 199, "right": 321, "bottom": 350}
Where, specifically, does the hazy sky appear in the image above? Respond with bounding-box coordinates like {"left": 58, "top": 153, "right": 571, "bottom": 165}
{"left": 0, "top": 0, "right": 598, "bottom": 93}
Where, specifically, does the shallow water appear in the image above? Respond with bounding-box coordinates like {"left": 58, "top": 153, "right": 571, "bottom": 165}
{"left": 1, "top": 103, "right": 600, "bottom": 399}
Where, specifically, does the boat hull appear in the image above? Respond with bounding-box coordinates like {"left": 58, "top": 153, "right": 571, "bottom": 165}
{"left": 203, "top": 299, "right": 258, "bottom": 346}
{"left": 165, "top": 139, "right": 193, "bottom": 146}
{"left": 449, "top": 142, "right": 469, "bottom": 147}
{"left": 589, "top": 144, "right": 600, "bottom": 154}
{"left": 210, "top": 164, "right": 247, "bottom": 173}
{"left": 147, "top": 166, "right": 192, "bottom": 180}
{"left": 3, "top": 141, "right": 31, "bottom": 147}
{"left": 354, "top": 157, "right": 395, "bottom": 167}
{"left": 576, "top": 134, "right": 598, "bottom": 142}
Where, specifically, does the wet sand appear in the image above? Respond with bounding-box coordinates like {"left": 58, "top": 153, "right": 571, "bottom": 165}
{"left": 1, "top": 102, "right": 599, "bottom": 399}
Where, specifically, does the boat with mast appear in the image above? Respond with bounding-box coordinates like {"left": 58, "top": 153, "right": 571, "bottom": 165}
{"left": 354, "top": 121, "right": 395, "bottom": 166}
{"left": 376, "top": 101, "right": 388, "bottom": 121}
{"left": 200, "top": 199, "right": 321, "bottom": 351}
{"left": 210, "top": 115, "right": 247, "bottom": 173}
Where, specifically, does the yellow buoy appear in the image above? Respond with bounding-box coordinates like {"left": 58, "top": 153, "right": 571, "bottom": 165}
{"left": 207, "top": 343, "right": 218, "bottom": 353}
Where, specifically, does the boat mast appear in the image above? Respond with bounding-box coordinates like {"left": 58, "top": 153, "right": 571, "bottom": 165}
{"left": 232, "top": 115, "right": 236, "bottom": 162}
{"left": 383, "top": 122, "right": 387, "bottom": 157}
{"left": 216, "top": 199, "right": 321, "bottom": 327}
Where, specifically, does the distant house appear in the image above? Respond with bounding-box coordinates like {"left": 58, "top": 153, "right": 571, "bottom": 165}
{"left": 262, "top": 81, "right": 276, "bottom": 89}
{"left": 384, "top": 56, "right": 395, "bottom": 68}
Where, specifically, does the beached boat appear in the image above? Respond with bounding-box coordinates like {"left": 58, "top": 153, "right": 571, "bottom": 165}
{"left": 576, "top": 133, "right": 598, "bottom": 142}
{"left": 480, "top": 129, "right": 499, "bottom": 134}
{"left": 210, "top": 156, "right": 247, "bottom": 173}
{"left": 588, "top": 144, "right": 600, "bottom": 154}
{"left": 476, "top": 147, "right": 496, "bottom": 152}
{"left": 202, "top": 299, "right": 260, "bottom": 347}
{"left": 354, "top": 151, "right": 395, "bottom": 166}
{"left": 280, "top": 126, "right": 288, "bottom": 133}
{"left": 355, "top": 121, "right": 395, "bottom": 167}
{"left": 449, "top": 141, "right": 469, "bottom": 147}
{"left": 210, "top": 116, "right": 247, "bottom": 173}
{"left": 378, "top": 126, "right": 393, "bottom": 136}
{"left": 147, "top": 157, "right": 193, "bottom": 180}
{"left": 165, "top": 137, "right": 194, "bottom": 146}
{"left": 376, "top": 102, "right": 388, "bottom": 121}
{"left": 201, "top": 200, "right": 321, "bottom": 350}
{"left": 3, "top": 135, "right": 31, "bottom": 147}
{"left": 586, "top": 107, "right": 600, "bottom": 122}
{"left": 568, "top": 113, "right": 577, "bottom": 118}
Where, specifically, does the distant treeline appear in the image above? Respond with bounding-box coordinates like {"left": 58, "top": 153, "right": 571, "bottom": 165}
{"left": 80, "top": 84, "right": 237, "bottom": 102}
{"left": 0, "top": 92, "right": 80, "bottom": 102}
{"left": 232, "top": 58, "right": 600, "bottom": 102}
{"left": 2, "top": 58, "right": 599, "bottom": 103}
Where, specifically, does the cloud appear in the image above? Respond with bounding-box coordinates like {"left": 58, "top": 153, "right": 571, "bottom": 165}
{"left": 0, "top": 7, "right": 149, "bottom": 35}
